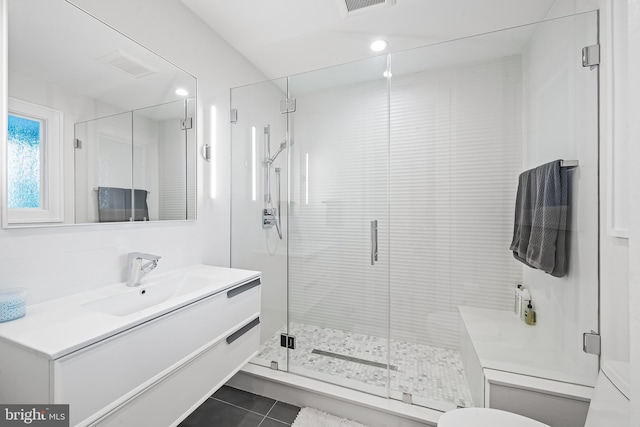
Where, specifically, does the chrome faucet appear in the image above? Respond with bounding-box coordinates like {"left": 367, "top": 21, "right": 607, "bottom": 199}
{"left": 126, "top": 252, "right": 161, "bottom": 287}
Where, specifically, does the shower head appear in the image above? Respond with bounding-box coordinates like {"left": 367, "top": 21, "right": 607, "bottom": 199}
{"left": 278, "top": 138, "right": 295, "bottom": 150}
{"left": 269, "top": 139, "right": 293, "bottom": 163}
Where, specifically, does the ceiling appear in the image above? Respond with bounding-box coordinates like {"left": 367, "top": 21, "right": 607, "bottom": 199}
{"left": 179, "top": 0, "right": 559, "bottom": 80}
{"left": 9, "top": 0, "right": 195, "bottom": 122}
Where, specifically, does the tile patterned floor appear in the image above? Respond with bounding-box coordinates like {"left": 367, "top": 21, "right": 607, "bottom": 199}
{"left": 254, "top": 322, "right": 474, "bottom": 408}
{"left": 179, "top": 386, "right": 301, "bottom": 427}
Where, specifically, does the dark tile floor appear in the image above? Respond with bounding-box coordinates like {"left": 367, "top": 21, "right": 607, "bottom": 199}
{"left": 179, "top": 386, "right": 301, "bottom": 427}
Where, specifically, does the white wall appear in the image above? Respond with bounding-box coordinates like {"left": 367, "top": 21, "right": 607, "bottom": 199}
{"left": 598, "top": 0, "right": 631, "bottom": 365}
{"left": 0, "top": 0, "right": 267, "bottom": 304}
{"left": 627, "top": 0, "right": 640, "bottom": 424}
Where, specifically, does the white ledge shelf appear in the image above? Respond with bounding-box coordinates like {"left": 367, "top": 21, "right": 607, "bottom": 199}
{"left": 458, "top": 306, "right": 595, "bottom": 388}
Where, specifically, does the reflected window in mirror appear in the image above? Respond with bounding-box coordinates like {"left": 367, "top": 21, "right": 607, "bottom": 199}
{"left": 6, "top": 98, "right": 63, "bottom": 224}
{"left": 8, "top": 114, "right": 40, "bottom": 208}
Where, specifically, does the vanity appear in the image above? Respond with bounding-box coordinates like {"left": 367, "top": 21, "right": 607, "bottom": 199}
{"left": 0, "top": 265, "right": 261, "bottom": 426}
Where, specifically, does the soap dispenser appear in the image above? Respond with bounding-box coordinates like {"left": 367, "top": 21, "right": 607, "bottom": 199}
{"left": 520, "top": 288, "right": 531, "bottom": 321}
{"left": 524, "top": 301, "right": 536, "bottom": 326}
{"left": 514, "top": 283, "right": 523, "bottom": 315}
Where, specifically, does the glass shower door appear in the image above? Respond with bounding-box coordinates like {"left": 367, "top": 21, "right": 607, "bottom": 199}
{"left": 231, "top": 78, "right": 290, "bottom": 372}
{"left": 286, "top": 56, "right": 391, "bottom": 396}
{"left": 74, "top": 112, "right": 132, "bottom": 223}
{"left": 132, "top": 99, "right": 196, "bottom": 221}
{"left": 386, "top": 11, "right": 600, "bottom": 412}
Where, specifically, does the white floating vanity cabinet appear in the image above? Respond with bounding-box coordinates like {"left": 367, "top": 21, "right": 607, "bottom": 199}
{"left": 0, "top": 265, "right": 261, "bottom": 427}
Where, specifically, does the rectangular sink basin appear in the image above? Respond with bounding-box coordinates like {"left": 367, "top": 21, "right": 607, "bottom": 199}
{"left": 82, "top": 274, "right": 213, "bottom": 317}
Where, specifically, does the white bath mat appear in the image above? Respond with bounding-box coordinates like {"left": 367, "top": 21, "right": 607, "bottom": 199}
{"left": 292, "top": 407, "right": 370, "bottom": 427}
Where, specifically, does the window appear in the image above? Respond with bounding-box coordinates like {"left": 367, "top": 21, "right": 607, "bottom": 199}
{"left": 7, "top": 98, "right": 63, "bottom": 224}
{"left": 8, "top": 114, "right": 42, "bottom": 208}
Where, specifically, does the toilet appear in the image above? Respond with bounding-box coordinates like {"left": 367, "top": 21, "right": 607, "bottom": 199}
{"left": 438, "top": 408, "right": 549, "bottom": 427}
{"left": 438, "top": 361, "right": 630, "bottom": 427}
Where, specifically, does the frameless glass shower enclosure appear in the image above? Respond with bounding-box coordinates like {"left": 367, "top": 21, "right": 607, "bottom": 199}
{"left": 74, "top": 99, "right": 196, "bottom": 224}
{"left": 231, "top": 11, "right": 599, "bottom": 412}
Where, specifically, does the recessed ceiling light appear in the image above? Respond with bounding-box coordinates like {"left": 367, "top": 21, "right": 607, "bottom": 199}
{"left": 370, "top": 39, "right": 388, "bottom": 52}
{"left": 175, "top": 88, "right": 189, "bottom": 96}
{"left": 383, "top": 70, "right": 392, "bottom": 78}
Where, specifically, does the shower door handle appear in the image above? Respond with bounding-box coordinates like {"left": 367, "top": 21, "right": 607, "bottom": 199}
{"left": 371, "top": 220, "right": 378, "bottom": 265}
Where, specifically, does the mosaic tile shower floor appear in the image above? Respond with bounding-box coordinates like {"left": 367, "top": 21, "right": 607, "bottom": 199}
{"left": 254, "top": 322, "right": 474, "bottom": 408}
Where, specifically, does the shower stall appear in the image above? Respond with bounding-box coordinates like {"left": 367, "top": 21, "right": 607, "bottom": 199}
{"left": 74, "top": 99, "right": 196, "bottom": 223}
{"left": 231, "top": 11, "right": 599, "bottom": 412}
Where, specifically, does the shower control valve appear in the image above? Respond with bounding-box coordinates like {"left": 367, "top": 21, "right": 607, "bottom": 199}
{"left": 262, "top": 208, "right": 277, "bottom": 229}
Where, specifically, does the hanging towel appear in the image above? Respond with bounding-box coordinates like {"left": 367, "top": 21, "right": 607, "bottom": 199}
{"left": 130, "top": 189, "right": 149, "bottom": 221}
{"left": 510, "top": 160, "right": 568, "bottom": 277}
{"left": 97, "top": 187, "right": 128, "bottom": 222}
{"left": 97, "top": 187, "right": 149, "bottom": 222}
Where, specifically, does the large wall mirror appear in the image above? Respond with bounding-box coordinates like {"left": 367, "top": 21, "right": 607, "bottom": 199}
{"left": 2, "top": 0, "right": 197, "bottom": 227}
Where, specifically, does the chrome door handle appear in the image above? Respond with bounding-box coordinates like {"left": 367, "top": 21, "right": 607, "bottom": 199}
{"left": 371, "top": 220, "right": 378, "bottom": 265}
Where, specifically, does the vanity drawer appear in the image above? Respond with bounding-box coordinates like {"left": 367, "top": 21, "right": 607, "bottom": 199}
{"left": 93, "top": 317, "right": 260, "bottom": 426}
{"left": 53, "top": 280, "right": 260, "bottom": 426}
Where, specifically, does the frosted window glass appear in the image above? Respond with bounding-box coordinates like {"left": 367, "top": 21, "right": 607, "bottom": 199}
{"left": 7, "top": 114, "right": 41, "bottom": 208}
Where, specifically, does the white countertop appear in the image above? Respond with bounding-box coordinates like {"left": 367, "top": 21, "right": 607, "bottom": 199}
{"left": 459, "top": 306, "right": 593, "bottom": 386}
{"left": 0, "top": 265, "right": 260, "bottom": 360}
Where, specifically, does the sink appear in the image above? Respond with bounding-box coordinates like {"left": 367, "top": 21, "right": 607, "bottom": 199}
{"left": 83, "top": 274, "right": 213, "bottom": 317}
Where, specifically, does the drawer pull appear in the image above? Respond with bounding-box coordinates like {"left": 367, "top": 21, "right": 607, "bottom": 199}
{"left": 226, "top": 317, "right": 260, "bottom": 344}
{"left": 227, "top": 278, "right": 261, "bottom": 298}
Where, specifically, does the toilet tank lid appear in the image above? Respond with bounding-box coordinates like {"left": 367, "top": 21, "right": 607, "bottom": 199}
{"left": 602, "top": 360, "right": 630, "bottom": 399}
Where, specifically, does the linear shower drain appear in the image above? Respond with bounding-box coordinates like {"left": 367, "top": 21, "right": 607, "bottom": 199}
{"left": 311, "top": 349, "right": 398, "bottom": 371}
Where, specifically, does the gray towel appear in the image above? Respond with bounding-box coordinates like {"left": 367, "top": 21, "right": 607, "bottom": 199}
{"left": 131, "top": 189, "right": 149, "bottom": 221}
{"left": 510, "top": 160, "right": 568, "bottom": 277}
{"left": 98, "top": 187, "right": 149, "bottom": 222}
{"left": 98, "top": 187, "right": 128, "bottom": 222}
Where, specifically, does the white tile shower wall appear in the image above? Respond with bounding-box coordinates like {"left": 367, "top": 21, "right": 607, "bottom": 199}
{"left": 132, "top": 116, "right": 160, "bottom": 221}
{"left": 0, "top": 0, "right": 267, "bottom": 304}
{"left": 288, "top": 56, "right": 523, "bottom": 349}
{"left": 389, "top": 56, "right": 523, "bottom": 349}
{"left": 521, "top": 12, "right": 600, "bottom": 383}
{"left": 157, "top": 115, "right": 189, "bottom": 220}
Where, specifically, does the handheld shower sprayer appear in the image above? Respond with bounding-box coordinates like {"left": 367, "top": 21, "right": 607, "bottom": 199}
{"left": 274, "top": 167, "right": 282, "bottom": 239}
{"left": 262, "top": 125, "right": 290, "bottom": 240}
{"left": 268, "top": 140, "right": 288, "bottom": 163}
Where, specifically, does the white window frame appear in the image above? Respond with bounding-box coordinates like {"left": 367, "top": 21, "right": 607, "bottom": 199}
{"left": 6, "top": 97, "right": 64, "bottom": 224}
